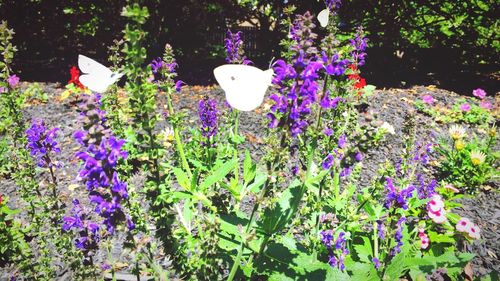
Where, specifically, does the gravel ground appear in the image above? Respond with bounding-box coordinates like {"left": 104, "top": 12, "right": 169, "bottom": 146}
{"left": 1, "top": 82, "right": 498, "bottom": 280}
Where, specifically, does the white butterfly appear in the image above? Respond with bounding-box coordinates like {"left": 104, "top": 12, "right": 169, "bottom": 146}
{"left": 78, "top": 54, "right": 123, "bottom": 93}
{"left": 318, "top": 8, "right": 329, "bottom": 28}
{"left": 213, "top": 64, "right": 274, "bottom": 111}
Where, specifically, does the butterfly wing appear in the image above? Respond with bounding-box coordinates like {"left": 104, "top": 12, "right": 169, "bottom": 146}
{"left": 213, "top": 65, "right": 273, "bottom": 111}
{"left": 78, "top": 55, "right": 122, "bottom": 92}
{"left": 318, "top": 9, "right": 329, "bottom": 28}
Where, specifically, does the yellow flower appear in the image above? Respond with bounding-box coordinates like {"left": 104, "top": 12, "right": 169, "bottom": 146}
{"left": 454, "top": 140, "right": 465, "bottom": 151}
{"left": 448, "top": 125, "right": 466, "bottom": 140}
{"left": 470, "top": 150, "right": 486, "bottom": 166}
{"left": 489, "top": 126, "right": 497, "bottom": 137}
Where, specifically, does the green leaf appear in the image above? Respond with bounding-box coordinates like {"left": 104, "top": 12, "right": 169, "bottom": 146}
{"left": 173, "top": 167, "right": 191, "bottom": 192}
{"left": 199, "top": 158, "right": 237, "bottom": 191}
{"left": 243, "top": 150, "right": 256, "bottom": 184}
{"left": 384, "top": 251, "right": 407, "bottom": 280}
{"left": 247, "top": 172, "right": 267, "bottom": 193}
{"left": 353, "top": 236, "right": 373, "bottom": 263}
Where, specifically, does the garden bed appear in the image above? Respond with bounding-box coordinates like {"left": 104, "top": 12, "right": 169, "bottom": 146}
{"left": 1, "top": 82, "right": 498, "bottom": 279}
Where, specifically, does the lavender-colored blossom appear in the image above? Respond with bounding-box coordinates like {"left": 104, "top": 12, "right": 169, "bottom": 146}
{"left": 480, "top": 100, "right": 492, "bottom": 109}
{"left": 7, "top": 74, "right": 19, "bottom": 87}
{"left": 225, "top": 30, "right": 251, "bottom": 65}
{"left": 323, "top": 127, "right": 334, "bottom": 136}
{"left": 73, "top": 93, "right": 133, "bottom": 234}
{"left": 326, "top": 0, "right": 342, "bottom": 10}
{"left": 321, "top": 230, "right": 349, "bottom": 271}
{"left": 0, "top": 86, "right": 6, "bottom": 93}
{"left": 376, "top": 220, "right": 385, "bottom": 240}
{"left": 460, "top": 103, "right": 471, "bottom": 111}
{"left": 422, "top": 95, "right": 434, "bottom": 105}
{"left": 355, "top": 151, "right": 363, "bottom": 162}
{"left": 372, "top": 257, "right": 381, "bottom": 270}
{"left": 322, "top": 154, "right": 334, "bottom": 170}
{"left": 25, "top": 119, "right": 61, "bottom": 168}
{"left": 198, "top": 97, "right": 218, "bottom": 142}
{"left": 337, "top": 134, "right": 347, "bottom": 149}
{"left": 472, "top": 88, "right": 486, "bottom": 99}
{"left": 392, "top": 217, "right": 406, "bottom": 255}
{"left": 291, "top": 165, "right": 300, "bottom": 176}
{"left": 416, "top": 174, "right": 437, "bottom": 199}
{"left": 384, "top": 177, "right": 414, "bottom": 210}
{"left": 62, "top": 200, "right": 100, "bottom": 258}
{"left": 175, "top": 80, "right": 185, "bottom": 92}
{"left": 150, "top": 58, "right": 164, "bottom": 74}
{"left": 340, "top": 166, "right": 351, "bottom": 178}
{"left": 350, "top": 27, "right": 368, "bottom": 66}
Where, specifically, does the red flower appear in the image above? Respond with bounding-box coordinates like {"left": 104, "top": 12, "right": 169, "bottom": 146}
{"left": 68, "top": 66, "right": 85, "bottom": 89}
{"left": 355, "top": 78, "right": 366, "bottom": 89}
{"left": 0, "top": 194, "right": 3, "bottom": 205}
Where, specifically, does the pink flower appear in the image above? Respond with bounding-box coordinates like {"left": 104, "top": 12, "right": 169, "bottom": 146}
{"left": 455, "top": 217, "right": 481, "bottom": 239}
{"left": 7, "top": 74, "right": 20, "bottom": 88}
{"left": 460, "top": 103, "right": 471, "bottom": 112}
{"left": 418, "top": 228, "right": 430, "bottom": 249}
{"left": 427, "top": 195, "right": 447, "bottom": 224}
{"left": 0, "top": 86, "right": 6, "bottom": 93}
{"left": 422, "top": 95, "right": 434, "bottom": 105}
{"left": 472, "top": 88, "right": 486, "bottom": 99}
{"left": 468, "top": 224, "right": 481, "bottom": 239}
{"left": 456, "top": 217, "right": 471, "bottom": 232}
{"left": 480, "top": 101, "right": 492, "bottom": 110}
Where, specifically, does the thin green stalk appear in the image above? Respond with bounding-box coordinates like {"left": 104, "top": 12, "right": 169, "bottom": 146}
{"left": 165, "top": 88, "right": 192, "bottom": 179}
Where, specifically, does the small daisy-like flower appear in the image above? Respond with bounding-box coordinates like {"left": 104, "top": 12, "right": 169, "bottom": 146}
{"left": 469, "top": 150, "right": 486, "bottom": 166}
{"left": 422, "top": 95, "right": 434, "bottom": 104}
{"left": 448, "top": 125, "right": 466, "bottom": 140}
{"left": 454, "top": 139, "right": 465, "bottom": 151}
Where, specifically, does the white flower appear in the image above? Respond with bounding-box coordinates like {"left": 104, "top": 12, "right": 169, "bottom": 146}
{"left": 448, "top": 125, "right": 466, "bottom": 140}
{"left": 380, "top": 122, "right": 395, "bottom": 135}
{"left": 470, "top": 150, "right": 486, "bottom": 166}
{"left": 456, "top": 217, "right": 471, "bottom": 232}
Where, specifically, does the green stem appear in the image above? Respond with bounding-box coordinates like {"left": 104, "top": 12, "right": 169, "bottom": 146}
{"left": 165, "top": 88, "right": 192, "bottom": 180}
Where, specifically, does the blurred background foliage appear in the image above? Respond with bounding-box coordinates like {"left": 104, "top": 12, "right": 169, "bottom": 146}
{"left": 0, "top": 0, "right": 498, "bottom": 93}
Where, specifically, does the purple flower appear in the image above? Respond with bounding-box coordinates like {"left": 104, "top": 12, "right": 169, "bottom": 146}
{"left": 376, "top": 220, "right": 385, "bottom": 240}
{"left": 7, "top": 74, "right": 20, "bottom": 87}
{"left": 326, "top": 0, "right": 342, "bottom": 10}
{"left": 480, "top": 100, "right": 492, "bottom": 109}
{"left": 422, "top": 95, "right": 434, "bottom": 105}
{"left": 225, "top": 30, "right": 250, "bottom": 64}
{"left": 416, "top": 174, "right": 437, "bottom": 199}
{"left": 337, "top": 134, "right": 347, "bottom": 149}
{"left": 372, "top": 257, "right": 381, "bottom": 270}
{"left": 322, "top": 154, "right": 334, "bottom": 170}
{"left": 350, "top": 27, "right": 368, "bottom": 66}
{"left": 62, "top": 200, "right": 100, "bottom": 256}
{"left": 472, "top": 88, "right": 486, "bottom": 99}
{"left": 150, "top": 58, "right": 164, "bottom": 74}
{"left": 0, "top": 86, "right": 6, "bottom": 93}
{"left": 323, "top": 127, "right": 334, "bottom": 136}
{"left": 198, "top": 97, "right": 218, "bottom": 142}
{"left": 460, "top": 103, "right": 471, "bottom": 111}
{"left": 355, "top": 152, "right": 363, "bottom": 162}
{"left": 291, "top": 166, "right": 300, "bottom": 176}
{"left": 175, "top": 80, "right": 185, "bottom": 92}
{"left": 384, "top": 177, "right": 414, "bottom": 210}
{"left": 340, "top": 166, "right": 352, "bottom": 178}
{"left": 25, "top": 119, "right": 61, "bottom": 168}
{"left": 321, "top": 231, "right": 349, "bottom": 271}
{"left": 392, "top": 217, "right": 406, "bottom": 255}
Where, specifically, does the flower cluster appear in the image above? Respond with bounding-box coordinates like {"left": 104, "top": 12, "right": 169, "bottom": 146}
{"left": 268, "top": 12, "right": 350, "bottom": 136}
{"left": 350, "top": 26, "right": 368, "bottom": 66}
{"left": 321, "top": 230, "right": 349, "bottom": 271}
{"left": 416, "top": 174, "right": 437, "bottom": 199}
{"left": 456, "top": 217, "right": 480, "bottom": 239}
{"left": 418, "top": 228, "right": 430, "bottom": 249}
{"left": 422, "top": 94, "right": 434, "bottom": 105}
{"left": 224, "top": 30, "right": 250, "bottom": 65}
{"left": 427, "top": 194, "right": 447, "bottom": 224}
{"left": 71, "top": 93, "right": 133, "bottom": 234}
{"left": 392, "top": 217, "right": 406, "bottom": 255}
{"left": 150, "top": 44, "right": 184, "bottom": 92}
{"left": 348, "top": 64, "right": 366, "bottom": 96}
{"left": 62, "top": 199, "right": 100, "bottom": 262}
{"left": 25, "top": 119, "right": 61, "bottom": 168}
{"left": 198, "top": 97, "right": 218, "bottom": 143}
{"left": 473, "top": 88, "right": 492, "bottom": 109}
{"left": 383, "top": 177, "right": 414, "bottom": 210}
{"left": 68, "top": 66, "right": 85, "bottom": 89}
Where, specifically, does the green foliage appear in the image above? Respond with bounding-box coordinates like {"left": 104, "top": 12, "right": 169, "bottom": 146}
{"left": 415, "top": 97, "right": 497, "bottom": 125}
{"left": 0, "top": 195, "right": 29, "bottom": 267}
{"left": 435, "top": 125, "right": 498, "bottom": 191}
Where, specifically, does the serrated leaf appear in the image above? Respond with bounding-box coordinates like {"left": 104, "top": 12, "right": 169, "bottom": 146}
{"left": 353, "top": 237, "right": 373, "bottom": 263}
